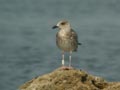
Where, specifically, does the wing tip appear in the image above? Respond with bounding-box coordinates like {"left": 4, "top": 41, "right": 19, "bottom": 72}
{"left": 78, "top": 43, "right": 82, "bottom": 45}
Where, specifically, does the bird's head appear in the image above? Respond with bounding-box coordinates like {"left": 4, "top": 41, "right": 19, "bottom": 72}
{"left": 52, "top": 20, "right": 71, "bottom": 30}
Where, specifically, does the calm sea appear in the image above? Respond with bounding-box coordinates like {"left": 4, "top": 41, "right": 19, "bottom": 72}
{"left": 0, "top": 0, "right": 120, "bottom": 90}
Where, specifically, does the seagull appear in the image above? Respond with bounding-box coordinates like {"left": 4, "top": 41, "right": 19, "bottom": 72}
{"left": 52, "top": 20, "right": 81, "bottom": 68}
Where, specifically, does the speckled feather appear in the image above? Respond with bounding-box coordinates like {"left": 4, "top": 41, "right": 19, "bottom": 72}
{"left": 56, "top": 29, "right": 81, "bottom": 52}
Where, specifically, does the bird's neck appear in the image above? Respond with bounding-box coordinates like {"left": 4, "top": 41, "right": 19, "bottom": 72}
{"left": 60, "top": 27, "right": 71, "bottom": 32}
{"left": 59, "top": 28, "right": 71, "bottom": 37}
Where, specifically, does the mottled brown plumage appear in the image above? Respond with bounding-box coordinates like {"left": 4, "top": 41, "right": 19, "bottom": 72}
{"left": 52, "top": 20, "right": 81, "bottom": 68}
{"left": 56, "top": 29, "right": 79, "bottom": 52}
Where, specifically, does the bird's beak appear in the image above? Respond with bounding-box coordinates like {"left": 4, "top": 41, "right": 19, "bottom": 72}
{"left": 52, "top": 25, "right": 58, "bottom": 29}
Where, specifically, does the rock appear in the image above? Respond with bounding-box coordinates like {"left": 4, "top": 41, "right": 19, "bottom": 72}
{"left": 19, "top": 67, "right": 120, "bottom": 90}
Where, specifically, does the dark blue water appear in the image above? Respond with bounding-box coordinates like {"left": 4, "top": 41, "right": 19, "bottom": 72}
{"left": 0, "top": 0, "right": 120, "bottom": 90}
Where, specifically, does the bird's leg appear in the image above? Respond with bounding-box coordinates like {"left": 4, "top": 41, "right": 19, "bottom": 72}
{"left": 69, "top": 51, "right": 72, "bottom": 68}
{"left": 62, "top": 51, "right": 65, "bottom": 66}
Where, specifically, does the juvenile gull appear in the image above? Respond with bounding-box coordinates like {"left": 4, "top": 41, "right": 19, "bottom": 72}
{"left": 52, "top": 20, "right": 81, "bottom": 68}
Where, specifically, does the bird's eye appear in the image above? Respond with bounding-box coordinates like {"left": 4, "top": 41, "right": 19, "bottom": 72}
{"left": 61, "top": 22, "right": 65, "bottom": 25}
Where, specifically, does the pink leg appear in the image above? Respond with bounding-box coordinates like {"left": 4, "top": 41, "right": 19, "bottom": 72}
{"left": 69, "top": 51, "right": 72, "bottom": 68}
{"left": 62, "top": 51, "right": 65, "bottom": 66}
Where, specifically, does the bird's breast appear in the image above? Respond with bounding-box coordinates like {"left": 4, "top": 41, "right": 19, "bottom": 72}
{"left": 56, "top": 31, "right": 77, "bottom": 52}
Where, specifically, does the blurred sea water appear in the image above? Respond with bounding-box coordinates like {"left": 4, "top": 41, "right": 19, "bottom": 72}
{"left": 0, "top": 0, "right": 120, "bottom": 90}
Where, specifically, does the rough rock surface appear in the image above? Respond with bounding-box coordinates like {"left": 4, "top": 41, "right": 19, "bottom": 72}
{"left": 19, "top": 67, "right": 120, "bottom": 90}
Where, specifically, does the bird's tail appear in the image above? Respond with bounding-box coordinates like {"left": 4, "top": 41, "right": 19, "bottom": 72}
{"left": 78, "top": 43, "right": 82, "bottom": 45}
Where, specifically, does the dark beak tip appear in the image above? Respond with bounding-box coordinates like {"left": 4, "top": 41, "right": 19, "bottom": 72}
{"left": 52, "top": 25, "right": 58, "bottom": 29}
